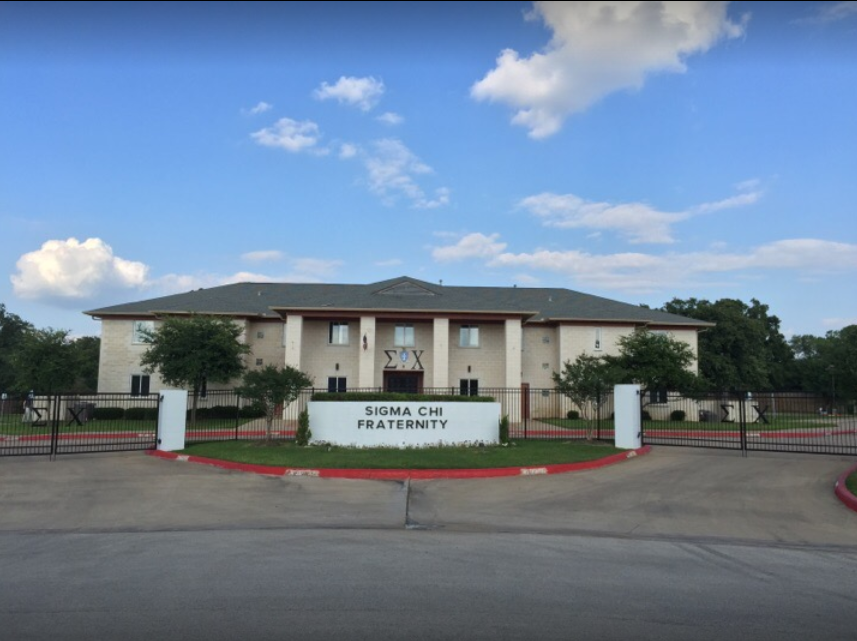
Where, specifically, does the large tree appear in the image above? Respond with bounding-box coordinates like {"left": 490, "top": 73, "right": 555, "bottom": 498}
{"left": 552, "top": 353, "right": 615, "bottom": 441}
{"left": 69, "top": 335, "right": 101, "bottom": 393}
{"left": 0, "top": 304, "right": 34, "bottom": 393}
{"left": 140, "top": 315, "right": 250, "bottom": 425}
{"left": 661, "top": 297, "right": 792, "bottom": 391}
{"left": 791, "top": 325, "right": 857, "bottom": 408}
{"left": 236, "top": 364, "right": 313, "bottom": 442}
{"left": 9, "top": 328, "right": 76, "bottom": 394}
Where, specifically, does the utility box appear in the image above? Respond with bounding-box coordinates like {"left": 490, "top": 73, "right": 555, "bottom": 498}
{"left": 614, "top": 384, "right": 642, "bottom": 450}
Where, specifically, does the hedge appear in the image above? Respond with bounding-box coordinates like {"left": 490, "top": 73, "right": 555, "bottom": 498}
{"left": 92, "top": 407, "right": 124, "bottom": 420}
{"left": 311, "top": 392, "right": 495, "bottom": 403}
{"left": 125, "top": 407, "right": 159, "bottom": 420}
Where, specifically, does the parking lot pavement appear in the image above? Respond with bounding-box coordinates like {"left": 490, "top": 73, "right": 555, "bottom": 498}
{"left": 1, "top": 447, "right": 855, "bottom": 546}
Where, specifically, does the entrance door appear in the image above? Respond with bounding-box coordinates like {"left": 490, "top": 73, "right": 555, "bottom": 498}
{"left": 384, "top": 371, "right": 423, "bottom": 394}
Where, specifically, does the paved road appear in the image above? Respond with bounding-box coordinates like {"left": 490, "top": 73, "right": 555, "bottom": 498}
{"left": 1, "top": 447, "right": 856, "bottom": 640}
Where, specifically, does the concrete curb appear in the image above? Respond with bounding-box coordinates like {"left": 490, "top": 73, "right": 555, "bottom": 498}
{"left": 834, "top": 462, "right": 857, "bottom": 513}
{"left": 146, "top": 445, "right": 652, "bottom": 480}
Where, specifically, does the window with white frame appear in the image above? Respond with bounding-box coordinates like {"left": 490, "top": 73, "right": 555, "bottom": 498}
{"left": 131, "top": 374, "right": 150, "bottom": 396}
{"left": 594, "top": 327, "right": 603, "bottom": 351}
{"left": 329, "top": 322, "right": 349, "bottom": 345}
{"left": 132, "top": 320, "right": 154, "bottom": 344}
{"left": 459, "top": 325, "right": 480, "bottom": 348}
{"left": 394, "top": 324, "right": 415, "bottom": 347}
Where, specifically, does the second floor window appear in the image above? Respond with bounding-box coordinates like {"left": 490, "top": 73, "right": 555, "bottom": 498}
{"left": 329, "top": 322, "right": 349, "bottom": 345}
{"left": 394, "top": 324, "right": 415, "bottom": 347}
{"left": 460, "top": 325, "right": 480, "bottom": 347}
{"left": 132, "top": 320, "right": 154, "bottom": 344}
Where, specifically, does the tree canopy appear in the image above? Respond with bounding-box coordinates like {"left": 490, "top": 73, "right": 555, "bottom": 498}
{"left": 0, "top": 304, "right": 34, "bottom": 393}
{"left": 140, "top": 315, "right": 250, "bottom": 422}
{"left": 552, "top": 353, "right": 612, "bottom": 440}
{"left": 236, "top": 364, "right": 313, "bottom": 442}
{"left": 8, "top": 328, "right": 77, "bottom": 393}
{"left": 602, "top": 329, "right": 698, "bottom": 394}
{"left": 661, "top": 297, "right": 792, "bottom": 391}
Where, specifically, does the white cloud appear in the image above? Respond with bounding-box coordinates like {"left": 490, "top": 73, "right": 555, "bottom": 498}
{"left": 735, "top": 178, "right": 761, "bottom": 192}
{"left": 376, "top": 111, "right": 404, "bottom": 126}
{"left": 432, "top": 233, "right": 508, "bottom": 262}
{"left": 251, "top": 117, "right": 323, "bottom": 153}
{"left": 519, "top": 185, "right": 761, "bottom": 244}
{"left": 11, "top": 238, "right": 148, "bottom": 301}
{"left": 290, "top": 258, "right": 344, "bottom": 278}
{"left": 242, "top": 101, "right": 273, "bottom": 115}
{"left": 314, "top": 76, "right": 385, "bottom": 111}
{"left": 471, "top": 1, "right": 748, "bottom": 138}
{"left": 339, "top": 143, "right": 359, "bottom": 159}
{"left": 795, "top": 1, "right": 857, "bottom": 24}
{"left": 430, "top": 234, "right": 857, "bottom": 293}
{"left": 241, "top": 250, "right": 284, "bottom": 263}
{"left": 364, "top": 138, "right": 449, "bottom": 208}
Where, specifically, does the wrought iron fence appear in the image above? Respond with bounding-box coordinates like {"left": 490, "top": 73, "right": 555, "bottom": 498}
{"left": 641, "top": 391, "right": 857, "bottom": 455}
{"left": 0, "top": 392, "right": 160, "bottom": 457}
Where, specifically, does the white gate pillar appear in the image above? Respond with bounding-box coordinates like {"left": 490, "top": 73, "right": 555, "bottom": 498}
{"left": 614, "top": 384, "right": 642, "bottom": 449}
{"left": 157, "top": 390, "right": 188, "bottom": 451}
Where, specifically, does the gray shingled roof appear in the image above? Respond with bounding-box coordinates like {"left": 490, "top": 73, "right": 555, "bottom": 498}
{"left": 84, "top": 276, "right": 711, "bottom": 327}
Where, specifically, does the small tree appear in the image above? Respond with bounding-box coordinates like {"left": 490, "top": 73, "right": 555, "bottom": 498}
{"left": 236, "top": 364, "right": 313, "bottom": 442}
{"left": 9, "top": 328, "right": 76, "bottom": 394}
{"left": 552, "top": 353, "right": 614, "bottom": 440}
{"left": 140, "top": 315, "right": 250, "bottom": 426}
{"left": 603, "top": 329, "right": 699, "bottom": 399}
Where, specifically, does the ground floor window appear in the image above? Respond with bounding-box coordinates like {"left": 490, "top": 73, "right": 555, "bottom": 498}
{"left": 131, "top": 374, "right": 150, "bottom": 396}
{"left": 649, "top": 389, "right": 667, "bottom": 404}
{"left": 460, "top": 379, "right": 479, "bottom": 396}
{"left": 328, "top": 377, "right": 347, "bottom": 393}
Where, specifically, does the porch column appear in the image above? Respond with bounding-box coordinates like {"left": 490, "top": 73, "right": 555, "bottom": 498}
{"left": 504, "top": 318, "right": 522, "bottom": 388}
{"left": 432, "top": 318, "right": 449, "bottom": 389}
{"left": 359, "top": 316, "right": 376, "bottom": 389}
{"left": 285, "top": 314, "right": 303, "bottom": 370}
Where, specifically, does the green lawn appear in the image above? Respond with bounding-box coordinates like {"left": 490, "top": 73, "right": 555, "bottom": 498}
{"left": 541, "top": 415, "right": 840, "bottom": 432}
{"left": 180, "top": 439, "right": 625, "bottom": 469}
{"left": 847, "top": 471, "right": 857, "bottom": 496}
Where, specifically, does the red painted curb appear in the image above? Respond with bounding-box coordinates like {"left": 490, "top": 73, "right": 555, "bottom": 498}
{"left": 146, "top": 445, "right": 652, "bottom": 480}
{"left": 834, "top": 463, "right": 857, "bottom": 514}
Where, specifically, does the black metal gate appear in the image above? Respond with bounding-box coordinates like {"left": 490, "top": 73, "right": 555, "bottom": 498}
{"left": 641, "top": 391, "right": 857, "bottom": 456}
{"left": 0, "top": 392, "right": 160, "bottom": 458}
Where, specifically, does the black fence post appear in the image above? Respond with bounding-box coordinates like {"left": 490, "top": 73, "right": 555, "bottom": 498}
{"left": 234, "top": 391, "right": 241, "bottom": 441}
{"left": 739, "top": 391, "right": 748, "bottom": 456}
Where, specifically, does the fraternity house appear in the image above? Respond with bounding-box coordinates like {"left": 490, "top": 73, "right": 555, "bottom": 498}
{"left": 85, "top": 276, "right": 711, "bottom": 404}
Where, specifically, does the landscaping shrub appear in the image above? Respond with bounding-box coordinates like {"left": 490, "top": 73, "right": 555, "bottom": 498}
{"left": 210, "top": 405, "right": 239, "bottom": 419}
{"left": 499, "top": 414, "right": 509, "bottom": 444}
{"left": 670, "top": 409, "right": 687, "bottom": 421}
{"left": 296, "top": 408, "right": 311, "bottom": 446}
{"left": 238, "top": 405, "right": 266, "bottom": 418}
{"left": 566, "top": 409, "right": 580, "bottom": 420}
{"left": 93, "top": 407, "right": 124, "bottom": 420}
{"left": 125, "top": 407, "right": 158, "bottom": 420}
{"left": 311, "top": 392, "right": 494, "bottom": 403}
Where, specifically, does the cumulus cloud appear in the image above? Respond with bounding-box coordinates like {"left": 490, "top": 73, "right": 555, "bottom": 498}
{"left": 432, "top": 233, "right": 508, "bottom": 262}
{"left": 11, "top": 238, "right": 148, "bottom": 302}
{"left": 471, "top": 1, "right": 748, "bottom": 138}
{"left": 242, "top": 101, "right": 273, "bottom": 115}
{"left": 339, "top": 143, "right": 359, "bottom": 159}
{"left": 241, "top": 250, "right": 284, "bottom": 263}
{"left": 430, "top": 234, "right": 857, "bottom": 293}
{"left": 251, "top": 117, "right": 324, "bottom": 153}
{"left": 363, "top": 138, "right": 450, "bottom": 209}
{"left": 519, "top": 184, "right": 761, "bottom": 244}
{"left": 314, "top": 76, "right": 385, "bottom": 111}
{"left": 376, "top": 111, "right": 404, "bottom": 126}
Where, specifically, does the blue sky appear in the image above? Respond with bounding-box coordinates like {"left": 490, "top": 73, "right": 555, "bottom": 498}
{"left": 2, "top": 1, "right": 856, "bottom": 339}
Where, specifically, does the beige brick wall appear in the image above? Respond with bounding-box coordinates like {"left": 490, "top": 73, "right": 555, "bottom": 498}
{"left": 300, "top": 319, "right": 361, "bottom": 390}
{"left": 98, "top": 319, "right": 167, "bottom": 393}
{"left": 522, "top": 326, "right": 558, "bottom": 389}
{"left": 374, "top": 320, "right": 434, "bottom": 388}
{"left": 448, "top": 322, "right": 506, "bottom": 389}
{"left": 245, "top": 321, "right": 287, "bottom": 371}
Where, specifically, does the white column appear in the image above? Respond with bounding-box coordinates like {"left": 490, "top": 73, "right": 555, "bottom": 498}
{"left": 432, "top": 318, "right": 449, "bottom": 389}
{"left": 285, "top": 314, "right": 303, "bottom": 370}
{"left": 504, "top": 318, "right": 522, "bottom": 389}
{"left": 157, "top": 390, "right": 188, "bottom": 452}
{"left": 614, "top": 384, "right": 642, "bottom": 449}
{"left": 359, "top": 316, "right": 376, "bottom": 389}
